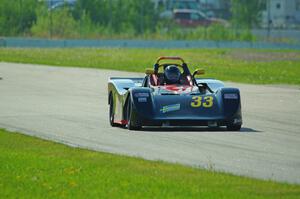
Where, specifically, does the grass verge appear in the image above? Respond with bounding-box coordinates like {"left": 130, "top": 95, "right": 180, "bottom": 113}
{"left": 0, "top": 129, "right": 300, "bottom": 198}
{"left": 0, "top": 48, "right": 300, "bottom": 85}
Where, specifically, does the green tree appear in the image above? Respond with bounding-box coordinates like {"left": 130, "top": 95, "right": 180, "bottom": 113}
{"left": 0, "top": 0, "right": 37, "bottom": 36}
{"left": 126, "top": 0, "right": 158, "bottom": 34}
{"left": 73, "top": 0, "right": 158, "bottom": 35}
{"left": 230, "top": 0, "right": 265, "bottom": 29}
{"left": 31, "top": 6, "right": 78, "bottom": 38}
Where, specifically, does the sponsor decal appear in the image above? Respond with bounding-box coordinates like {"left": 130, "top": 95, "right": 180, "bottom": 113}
{"left": 234, "top": 118, "right": 242, "bottom": 124}
{"left": 160, "top": 104, "right": 181, "bottom": 113}
{"left": 224, "top": 93, "right": 238, "bottom": 99}
{"left": 134, "top": 93, "right": 150, "bottom": 97}
{"left": 138, "top": 97, "right": 147, "bottom": 103}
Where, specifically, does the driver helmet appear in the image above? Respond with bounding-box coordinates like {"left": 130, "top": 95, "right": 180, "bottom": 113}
{"left": 164, "top": 65, "right": 181, "bottom": 84}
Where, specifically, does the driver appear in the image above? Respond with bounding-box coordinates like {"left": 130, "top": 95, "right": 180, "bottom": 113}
{"left": 164, "top": 65, "right": 181, "bottom": 84}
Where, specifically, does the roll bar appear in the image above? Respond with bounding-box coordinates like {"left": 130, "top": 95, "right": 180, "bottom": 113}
{"left": 155, "top": 56, "right": 186, "bottom": 65}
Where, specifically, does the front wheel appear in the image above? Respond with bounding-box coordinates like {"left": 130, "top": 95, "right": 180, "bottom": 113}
{"left": 127, "top": 97, "right": 142, "bottom": 131}
{"left": 227, "top": 124, "right": 241, "bottom": 131}
{"left": 109, "top": 95, "right": 117, "bottom": 127}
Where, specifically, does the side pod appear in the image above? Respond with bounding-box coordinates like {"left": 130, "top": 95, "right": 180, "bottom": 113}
{"left": 129, "top": 87, "right": 154, "bottom": 120}
{"left": 219, "top": 87, "right": 242, "bottom": 124}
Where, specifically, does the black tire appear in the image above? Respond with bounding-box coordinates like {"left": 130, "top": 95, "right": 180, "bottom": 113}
{"left": 127, "top": 97, "right": 142, "bottom": 131}
{"left": 109, "top": 95, "right": 117, "bottom": 127}
{"left": 227, "top": 124, "right": 241, "bottom": 131}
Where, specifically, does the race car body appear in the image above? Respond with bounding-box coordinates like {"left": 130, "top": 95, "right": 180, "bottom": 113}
{"left": 108, "top": 57, "right": 242, "bottom": 130}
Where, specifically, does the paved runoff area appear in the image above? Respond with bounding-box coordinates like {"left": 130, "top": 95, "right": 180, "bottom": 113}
{"left": 0, "top": 62, "right": 299, "bottom": 184}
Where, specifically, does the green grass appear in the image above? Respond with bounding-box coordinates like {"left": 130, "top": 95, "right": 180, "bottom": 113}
{"left": 0, "top": 129, "right": 300, "bottom": 198}
{"left": 0, "top": 48, "right": 300, "bottom": 85}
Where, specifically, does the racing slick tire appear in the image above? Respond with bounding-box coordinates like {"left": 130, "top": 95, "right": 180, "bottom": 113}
{"left": 109, "top": 94, "right": 117, "bottom": 127}
{"left": 226, "top": 124, "right": 241, "bottom": 131}
{"left": 127, "top": 97, "right": 142, "bottom": 131}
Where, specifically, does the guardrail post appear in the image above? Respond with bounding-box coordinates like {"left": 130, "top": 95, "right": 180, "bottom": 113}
{"left": 0, "top": 38, "right": 6, "bottom": 47}
{"left": 250, "top": 41, "right": 253, "bottom": 48}
{"left": 215, "top": 41, "right": 220, "bottom": 48}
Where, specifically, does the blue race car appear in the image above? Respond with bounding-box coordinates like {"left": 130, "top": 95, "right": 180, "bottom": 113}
{"left": 108, "top": 56, "right": 242, "bottom": 131}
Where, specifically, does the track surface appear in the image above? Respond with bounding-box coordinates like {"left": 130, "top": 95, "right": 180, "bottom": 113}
{"left": 0, "top": 63, "right": 299, "bottom": 184}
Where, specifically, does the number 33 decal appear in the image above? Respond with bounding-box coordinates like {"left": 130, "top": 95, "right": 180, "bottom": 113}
{"left": 191, "top": 96, "right": 214, "bottom": 108}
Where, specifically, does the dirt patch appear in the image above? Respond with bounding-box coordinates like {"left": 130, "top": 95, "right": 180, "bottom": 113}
{"left": 229, "top": 50, "right": 300, "bottom": 62}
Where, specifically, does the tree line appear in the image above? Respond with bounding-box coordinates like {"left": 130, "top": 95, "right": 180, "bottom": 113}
{"left": 0, "top": 0, "right": 265, "bottom": 40}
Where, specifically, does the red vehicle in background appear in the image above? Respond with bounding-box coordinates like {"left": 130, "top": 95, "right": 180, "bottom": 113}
{"left": 173, "top": 9, "right": 228, "bottom": 28}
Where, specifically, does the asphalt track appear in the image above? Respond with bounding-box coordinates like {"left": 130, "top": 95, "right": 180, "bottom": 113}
{"left": 0, "top": 63, "right": 299, "bottom": 184}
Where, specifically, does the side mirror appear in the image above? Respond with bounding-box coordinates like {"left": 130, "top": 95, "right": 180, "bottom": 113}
{"left": 193, "top": 69, "right": 205, "bottom": 77}
{"left": 145, "top": 68, "right": 155, "bottom": 75}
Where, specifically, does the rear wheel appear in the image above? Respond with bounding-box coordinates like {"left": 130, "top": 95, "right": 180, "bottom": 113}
{"left": 127, "top": 97, "right": 142, "bottom": 131}
{"left": 109, "top": 95, "right": 117, "bottom": 127}
{"left": 227, "top": 124, "right": 241, "bottom": 131}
